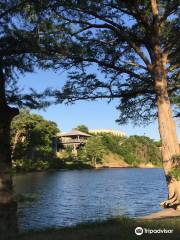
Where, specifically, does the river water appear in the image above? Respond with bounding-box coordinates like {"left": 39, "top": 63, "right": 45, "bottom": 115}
{"left": 13, "top": 168, "right": 167, "bottom": 230}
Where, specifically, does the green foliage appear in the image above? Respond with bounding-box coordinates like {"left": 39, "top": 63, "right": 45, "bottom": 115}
{"left": 0, "top": 1, "right": 68, "bottom": 109}
{"left": 12, "top": 156, "right": 52, "bottom": 172}
{"left": 97, "top": 134, "right": 161, "bottom": 166}
{"left": 119, "top": 136, "right": 162, "bottom": 165}
{"left": 1, "top": 1, "right": 179, "bottom": 123}
{"left": 101, "top": 134, "right": 124, "bottom": 155}
{"left": 170, "top": 155, "right": 180, "bottom": 180}
{"left": 154, "top": 140, "right": 162, "bottom": 148}
{"left": 78, "top": 137, "right": 106, "bottom": 166}
{"left": 77, "top": 134, "right": 162, "bottom": 167}
{"left": 11, "top": 111, "right": 162, "bottom": 171}
{"left": 49, "top": 1, "right": 179, "bottom": 125}
{"left": 75, "top": 125, "right": 89, "bottom": 133}
{"left": 11, "top": 109, "right": 60, "bottom": 171}
{"left": 171, "top": 154, "right": 180, "bottom": 167}
{"left": 61, "top": 147, "right": 75, "bottom": 162}
{"left": 170, "top": 169, "right": 180, "bottom": 181}
{"left": 121, "top": 136, "right": 161, "bottom": 164}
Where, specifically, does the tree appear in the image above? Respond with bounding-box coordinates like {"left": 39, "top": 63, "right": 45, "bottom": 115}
{"left": 101, "top": 134, "right": 123, "bottom": 154}
{"left": 0, "top": 1, "right": 64, "bottom": 238}
{"left": 75, "top": 124, "right": 89, "bottom": 133}
{"left": 101, "top": 134, "right": 161, "bottom": 165}
{"left": 11, "top": 109, "right": 59, "bottom": 171}
{"left": 48, "top": 1, "right": 180, "bottom": 209}
{"left": 119, "top": 135, "right": 162, "bottom": 165}
{"left": 78, "top": 137, "right": 106, "bottom": 167}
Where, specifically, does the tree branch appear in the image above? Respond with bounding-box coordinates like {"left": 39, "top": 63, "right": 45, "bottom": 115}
{"left": 0, "top": 0, "right": 27, "bottom": 19}
{"left": 151, "top": 0, "right": 159, "bottom": 16}
{"left": 81, "top": 57, "right": 149, "bottom": 82}
{"left": 109, "top": 2, "right": 151, "bottom": 31}
{"left": 60, "top": 7, "right": 153, "bottom": 70}
{"left": 161, "top": 1, "right": 180, "bottom": 22}
{"left": 57, "top": 88, "right": 154, "bottom": 104}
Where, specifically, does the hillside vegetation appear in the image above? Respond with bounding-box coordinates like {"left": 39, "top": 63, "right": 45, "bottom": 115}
{"left": 11, "top": 111, "right": 162, "bottom": 172}
{"left": 99, "top": 134, "right": 162, "bottom": 167}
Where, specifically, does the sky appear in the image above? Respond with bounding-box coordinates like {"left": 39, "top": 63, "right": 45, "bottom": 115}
{"left": 18, "top": 69, "right": 180, "bottom": 141}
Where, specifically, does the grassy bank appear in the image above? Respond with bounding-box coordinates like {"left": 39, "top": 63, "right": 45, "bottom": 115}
{"left": 19, "top": 217, "right": 180, "bottom": 240}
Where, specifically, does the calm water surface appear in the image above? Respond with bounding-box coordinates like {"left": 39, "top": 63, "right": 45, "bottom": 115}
{"left": 13, "top": 168, "right": 167, "bottom": 230}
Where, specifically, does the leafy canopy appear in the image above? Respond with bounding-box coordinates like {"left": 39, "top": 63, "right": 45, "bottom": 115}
{"left": 78, "top": 136, "right": 106, "bottom": 164}
{"left": 11, "top": 109, "right": 59, "bottom": 164}
{"left": 44, "top": 0, "right": 180, "bottom": 124}
{"left": 0, "top": 0, "right": 65, "bottom": 109}
{"left": 2, "top": 1, "right": 179, "bottom": 124}
{"left": 75, "top": 124, "right": 89, "bottom": 133}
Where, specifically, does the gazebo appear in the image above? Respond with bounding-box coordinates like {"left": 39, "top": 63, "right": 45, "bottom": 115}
{"left": 56, "top": 129, "right": 91, "bottom": 153}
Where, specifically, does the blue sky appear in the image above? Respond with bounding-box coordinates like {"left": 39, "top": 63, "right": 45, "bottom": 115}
{"left": 18, "top": 69, "right": 180, "bottom": 141}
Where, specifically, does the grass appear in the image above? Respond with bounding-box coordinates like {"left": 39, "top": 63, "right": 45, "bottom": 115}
{"left": 18, "top": 216, "right": 180, "bottom": 240}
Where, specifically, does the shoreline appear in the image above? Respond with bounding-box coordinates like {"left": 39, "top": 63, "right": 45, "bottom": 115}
{"left": 139, "top": 209, "right": 180, "bottom": 220}
{"left": 13, "top": 165, "right": 162, "bottom": 175}
{"left": 13, "top": 164, "right": 162, "bottom": 175}
{"left": 96, "top": 162, "right": 159, "bottom": 169}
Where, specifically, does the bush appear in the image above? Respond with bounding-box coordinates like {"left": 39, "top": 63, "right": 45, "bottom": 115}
{"left": 101, "top": 134, "right": 123, "bottom": 155}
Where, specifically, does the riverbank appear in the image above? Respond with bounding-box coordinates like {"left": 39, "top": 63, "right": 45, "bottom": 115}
{"left": 13, "top": 158, "right": 159, "bottom": 174}
{"left": 13, "top": 162, "right": 159, "bottom": 174}
{"left": 19, "top": 216, "right": 180, "bottom": 240}
{"left": 61, "top": 152, "right": 160, "bottom": 169}
{"left": 140, "top": 209, "right": 180, "bottom": 219}
{"left": 97, "top": 152, "right": 158, "bottom": 168}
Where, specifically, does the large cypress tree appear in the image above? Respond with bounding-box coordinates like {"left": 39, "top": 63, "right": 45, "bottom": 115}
{"left": 0, "top": 1, "right": 179, "bottom": 238}
{"left": 48, "top": 0, "right": 180, "bottom": 209}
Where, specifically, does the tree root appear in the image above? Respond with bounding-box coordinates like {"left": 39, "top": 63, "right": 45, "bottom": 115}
{"left": 160, "top": 199, "right": 180, "bottom": 210}
{"left": 160, "top": 180, "right": 180, "bottom": 210}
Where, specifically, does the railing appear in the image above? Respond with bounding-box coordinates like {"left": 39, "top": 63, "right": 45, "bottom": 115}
{"left": 61, "top": 139, "right": 87, "bottom": 144}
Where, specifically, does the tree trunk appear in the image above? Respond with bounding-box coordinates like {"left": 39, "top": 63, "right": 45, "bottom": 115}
{"left": 11, "top": 130, "right": 24, "bottom": 160}
{"left": 0, "top": 105, "right": 19, "bottom": 240}
{"left": 154, "top": 55, "right": 180, "bottom": 210}
{"left": 92, "top": 157, "right": 96, "bottom": 168}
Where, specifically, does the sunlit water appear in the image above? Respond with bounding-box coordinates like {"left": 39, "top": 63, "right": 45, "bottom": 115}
{"left": 13, "top": 168, "right": 167, "bottom": 230}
